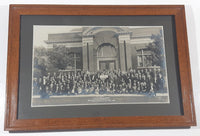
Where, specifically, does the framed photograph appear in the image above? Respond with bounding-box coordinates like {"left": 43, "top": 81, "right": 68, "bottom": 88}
{"left": 5, "top": 5, "right": 196, "bottom": 131}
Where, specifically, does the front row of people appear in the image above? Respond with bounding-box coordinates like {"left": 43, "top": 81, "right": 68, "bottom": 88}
{"left": 33, "top": 69, "right": 165, "bottom": 97}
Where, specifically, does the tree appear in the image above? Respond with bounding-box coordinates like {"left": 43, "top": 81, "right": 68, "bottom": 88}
{"left": 46, "top": 46, "right": 74, "bottom": 70}
{"left": 33, "top": 47, "right": 48, "bottom": 77}
{"left": 147, "top": 34, "right": 165, "bottom": 68}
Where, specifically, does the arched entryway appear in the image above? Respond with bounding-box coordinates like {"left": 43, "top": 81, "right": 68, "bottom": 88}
{"left": 97, "top": 43, "right": 118, "bottom": 71}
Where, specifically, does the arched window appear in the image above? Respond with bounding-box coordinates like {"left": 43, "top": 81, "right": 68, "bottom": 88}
{"left": 97, "top": 44, "right": 116, "bottom": 58}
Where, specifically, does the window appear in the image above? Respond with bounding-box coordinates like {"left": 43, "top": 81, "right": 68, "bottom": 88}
{"left": 97, "top": 44, "right": 116, "bottom": 58}
{"left": 137, "top": 49, "right": 152, "bottom": 67}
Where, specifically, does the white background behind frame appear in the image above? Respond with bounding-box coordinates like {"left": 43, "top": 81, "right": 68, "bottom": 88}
{"left": 0, "top": 0, "right": 200, "bottom": 135}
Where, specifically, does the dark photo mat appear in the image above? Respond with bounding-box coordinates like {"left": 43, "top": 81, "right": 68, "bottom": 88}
{"left": 18, "top": 15, "right": 183, "bottom": 119}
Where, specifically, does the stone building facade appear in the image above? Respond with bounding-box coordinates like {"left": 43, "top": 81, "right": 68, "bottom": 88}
{"left": 45, "top": 26, "right": 162, "bottom": 72}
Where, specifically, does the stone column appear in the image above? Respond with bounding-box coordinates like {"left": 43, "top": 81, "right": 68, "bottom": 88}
{"left": 130, "top": 45, "right": 137, "bottom": 69}
{"left": 118, "top": 33, "right": 131, "bottom": 72}
{"left": 82, "top": 36, "right": 95, "bottom": 72}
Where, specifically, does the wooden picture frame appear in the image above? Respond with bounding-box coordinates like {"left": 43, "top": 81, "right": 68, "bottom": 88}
{"left": 5, "top": 5, "right": 196, "bottom": 131}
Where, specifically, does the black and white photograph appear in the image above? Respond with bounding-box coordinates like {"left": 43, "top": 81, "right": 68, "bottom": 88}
{"left": 31, "top": 26, "right": 169, "bottom": 107}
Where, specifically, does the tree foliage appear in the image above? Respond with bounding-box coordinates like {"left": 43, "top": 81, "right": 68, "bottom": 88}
{"left": 147, "top": 34, "right": 165, "bottom": 68}
{"left": 46, "top": 46, "right": 74, "bottom": 70}
{"left": 34, "top": 57, "right": 47, "bottom": 76}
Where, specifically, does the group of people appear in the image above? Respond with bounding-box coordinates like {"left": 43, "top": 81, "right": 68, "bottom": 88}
{"left": 33, "top": 68, "right": 165, "bottom": 97}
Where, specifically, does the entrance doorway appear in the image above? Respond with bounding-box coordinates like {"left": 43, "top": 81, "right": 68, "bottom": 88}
{"left": 97, "top": 43, "right": 117, "bottom": 71}
{"left": 99, "top": 60, "right": 116, "bottom": 71}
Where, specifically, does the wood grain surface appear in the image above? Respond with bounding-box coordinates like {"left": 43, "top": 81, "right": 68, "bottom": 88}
{"left": 4, "top": 5, "right": 196, "bottom": 131}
